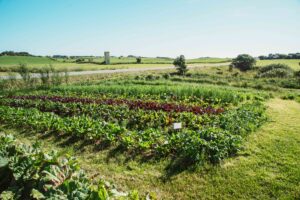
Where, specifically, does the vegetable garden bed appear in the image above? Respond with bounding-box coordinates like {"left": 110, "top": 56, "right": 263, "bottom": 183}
{"left": 0, "top": 83, "right": 267, "bottom": 165}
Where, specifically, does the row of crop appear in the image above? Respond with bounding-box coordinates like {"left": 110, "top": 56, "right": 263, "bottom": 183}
{"left": 0, "top": 102, "right": 267, "bottom": 164}
{"left": 0, "top": 134, "right": 145, "bottom": 200}
{"left": 8, "top": 95, "right": 225, "bottom": 115}
{"left": 49, "top": 84, "right": 249, "bottom": 105}
{"left": 0, "top": 106, "right": 124, "bottom": 142}
{"left": 0, "top": 98, "right": 214, "bottom": 131}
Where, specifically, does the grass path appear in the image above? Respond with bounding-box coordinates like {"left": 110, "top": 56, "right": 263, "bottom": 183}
{"left": 168, "top": 98, "right": 300, "bottom": 199}
{"left": 1, "top": 99, "right": 299, "bottom": 199}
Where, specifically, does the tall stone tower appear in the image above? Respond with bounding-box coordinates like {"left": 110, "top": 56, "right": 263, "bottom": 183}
{"left": 104, "top": 51, "right": 110, "bottom": 65}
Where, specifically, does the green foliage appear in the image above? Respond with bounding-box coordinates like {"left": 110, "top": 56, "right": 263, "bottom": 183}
{"left": 256, "top": 64, "right": 294, "bottom": 78}
{"left": 50, "top": 83, "right": 248, "bottom": 105}
{"left": 0, "top": 51, "right": 32, "bottom": 56}
{"left": 75, "top": 58, "right": 85, "bottom": 63}
{"left": 0, "top": 99, "right": 267, "bottom": 165}
{"left": 232, "top": 54, "right": 256, "bottom": 71}
{"left": 38, "top": 66, "right": 52, "bottom": 87}
{"left": 162, "top": 73, "right": 170, "bottom": 79}
{"left": 0, "top": 134, "right": 143, "bottom": 200}
{"left": 258, "top": 52, "right": 300, "bottom": 60}
{"left": 228, "top": 64, "right": 233, "bottom": 72}
{"left": 0, "top": 56, "right": 57, "bottom": 67}
{"left": 295, "top": 70, "right": 300, "bottom": 77}
{"left": 173, "top": 55, "right": 188, "bottom": 76}
{"left": 145, "top": 74, "right": 155, "bottom": 81}
{"left": 17, "top": 64, "right": 32, "bottom": 85}
{"left": 136, "top": 57, "right": 142, "bottom": 64}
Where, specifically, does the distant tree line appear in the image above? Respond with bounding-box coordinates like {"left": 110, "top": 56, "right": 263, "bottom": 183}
{"left": 156, "top": 56, "right": 173, "bottom": 60}
{"left": 69, "top": 56, "right": 95, "bottom": 59}
{"left": 0, "top": 51, "right": 32, "bottom": 56}
{"left": 259, "top": 53, "right": 300, "bottom": 60}
{"left": 52, "top": 55, "right": 69, "bottom": 59}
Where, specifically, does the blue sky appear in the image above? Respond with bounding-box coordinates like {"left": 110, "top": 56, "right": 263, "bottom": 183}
{"left": 0, "top": 0, "right": 299, "bottom": 58}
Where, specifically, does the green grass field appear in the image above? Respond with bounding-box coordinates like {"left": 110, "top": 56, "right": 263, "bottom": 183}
{"left": 91, "top": 57, "right": 174, "bottom": 64}
{"left": 257, "top": 59, "right": 300, "bottom": 70}
{"left": 90, "top": 57, "right": 231, "bottom": 64}
{"left": 0, "top": 55, "right": 57, "bottom": 65}
{"left": 0, "top": 56, "right": 231, "bottom": 73}
{"left": 2, "top": 56, "right": 300, "bottom": 73}
{"left": 0, "top": 56, "right": 172, "bottom": 72}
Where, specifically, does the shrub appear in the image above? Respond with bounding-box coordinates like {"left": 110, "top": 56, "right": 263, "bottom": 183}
{"left": 75, "top": 58, "right": 84, "bottom": 63}
{"left": 228, "top": 64, "right": 233, "bottom": 72}
{"left": 295, "top": 70, "right": 300, "bottom": 78}
{"left": 232, "top": 54, "right": 256, "bottom": 71}
{"left": 145, "top": 74, "right": 155, "bottom": 80}
{"left": 173, "top": 55, "right": 188, "bottom": 75}
{"left": 162, "top": 73, "right": 170, "bottom": 79}
{"left": 232, "top": 72, "right": 239, "bottom": 77}
{"left": 38, "top": 66, "right": 51, "bottom": 87}
{"left": 278, "top": 79, "right": 300, "bottom": 89}
{"left": 282, "top": 94, "right": 295, "bottom": 100}
{"left": 256, "top": 64, "right": 294, "bottom": 78}
{"left": 17, "top": 64, "right": 31, "bottom": 83}
{"left": 16, "top": 64, "right": 35, "bottom": 87}
{"left": 63, "top": 69, "right": 69, "bottom": 84}
{"left": 136, "top": 57, "right": 142, "bottom": 64}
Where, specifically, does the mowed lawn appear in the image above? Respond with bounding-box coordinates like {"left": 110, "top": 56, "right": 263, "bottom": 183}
{"left": 257, "top": 59, "right": 300, "bottom": 70}
{"left": 3, "top": 98, "right": 300, "bottom": 199}
{"left": 174, "top": 98, "right": 300, "bottom": 199}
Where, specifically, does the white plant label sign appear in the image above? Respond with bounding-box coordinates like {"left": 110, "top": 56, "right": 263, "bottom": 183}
{"left": 173, "top": 122, "right": 182, "bottom": 130}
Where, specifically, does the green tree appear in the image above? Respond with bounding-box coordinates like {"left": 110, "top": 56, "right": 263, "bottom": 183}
{"left": 232, "top": 54, "right": 256, "bottom": 71}
{"left": 173, "top": 55, "right": 188, "bottom": 75}
{"left": 136, "top": 57, "right": 142, "bottom": 64}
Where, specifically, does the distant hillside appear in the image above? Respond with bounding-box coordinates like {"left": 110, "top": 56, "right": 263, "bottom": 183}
{"left": 0, "top": 56, "right": 58, "bottom": 65}
{"left": 188, "top": 57, "right": 232, "bottom": 64}
{"left": 0, "top": 55, "right": 231, "bottom": 66}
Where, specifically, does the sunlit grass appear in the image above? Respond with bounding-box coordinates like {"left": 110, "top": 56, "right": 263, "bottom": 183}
{"left": 257, "top": 59, "right": 300, "bottom": 70}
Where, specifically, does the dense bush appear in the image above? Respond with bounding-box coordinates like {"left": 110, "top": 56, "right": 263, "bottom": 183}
{"left": 256, "top": 64, "right": 294, "bottom": 78}
{"left": 232, "top": 54, "right": 256, "bottom": 71}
